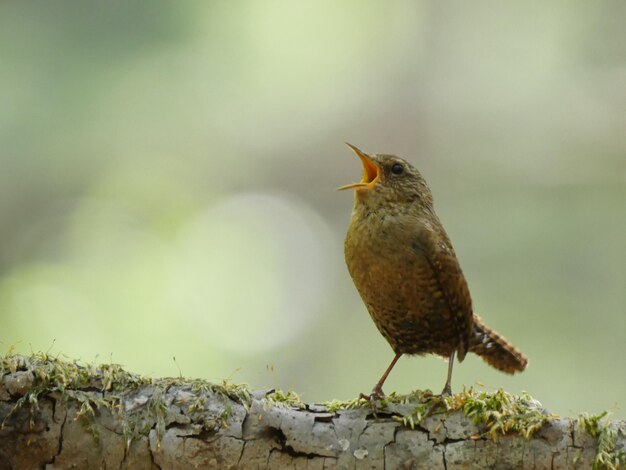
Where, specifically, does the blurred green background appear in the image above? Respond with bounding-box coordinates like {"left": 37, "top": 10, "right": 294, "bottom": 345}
{"left": 1, "top": 1, "right": 625, "bottom": 419}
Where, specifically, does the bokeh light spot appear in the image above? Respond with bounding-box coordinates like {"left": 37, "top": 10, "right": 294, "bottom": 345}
{"left": 169, "top": 192, "right": 334, "bottom": 353}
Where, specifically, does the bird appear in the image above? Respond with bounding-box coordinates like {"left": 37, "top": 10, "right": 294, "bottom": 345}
{"left": 338, "top": 143, "right": 528, "bottom": 399}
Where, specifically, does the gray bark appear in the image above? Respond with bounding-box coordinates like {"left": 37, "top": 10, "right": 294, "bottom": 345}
{"left": 0, "top": 355, "right": 623, "bottom": 469}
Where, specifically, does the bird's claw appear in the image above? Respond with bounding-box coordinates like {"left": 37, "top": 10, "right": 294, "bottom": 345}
{"left": 359, "top": 392, "right": 381, "bottom": 402}
{"left": 423, "top": 389, "right": 452, "bottom": 418}
{"left": 359, "top": 387, "right": 386, "bottom": 413}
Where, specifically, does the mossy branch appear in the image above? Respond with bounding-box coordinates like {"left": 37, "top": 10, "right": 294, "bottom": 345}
{"left": 0, "top": 353, "right": 624, "bottom": 469}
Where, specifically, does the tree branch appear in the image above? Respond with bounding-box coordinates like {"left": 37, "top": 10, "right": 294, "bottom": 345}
{"left": 0, "top": 354, "right": 623, "bottom": 469}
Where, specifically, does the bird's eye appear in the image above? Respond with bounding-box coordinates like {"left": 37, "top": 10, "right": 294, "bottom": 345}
{"left": 391, "top": 163, "right": 404, "bottom": 175}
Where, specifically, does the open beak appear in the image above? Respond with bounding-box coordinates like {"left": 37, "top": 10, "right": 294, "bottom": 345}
{"left": 337, "top": 143, "right": 381, "bottom": 191}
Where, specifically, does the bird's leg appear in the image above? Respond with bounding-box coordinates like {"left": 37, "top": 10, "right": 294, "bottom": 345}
{"left": 360, "top": 352, "right": 402, "bottom": 401}
{"left": 423, "top": 351, "right": 457, "bottom": 418}
{"left": 441, "top": 351, "right": 455, "bottom": 396}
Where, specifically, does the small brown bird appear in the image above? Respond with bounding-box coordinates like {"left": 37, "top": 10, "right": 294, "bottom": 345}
{"left": 339, "top": 144, "right": 527, "bottom": 399}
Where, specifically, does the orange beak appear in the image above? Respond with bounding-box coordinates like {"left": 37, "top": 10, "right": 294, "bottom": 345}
{"left": 337, "top": 143, "right": 381, "bottom": 191}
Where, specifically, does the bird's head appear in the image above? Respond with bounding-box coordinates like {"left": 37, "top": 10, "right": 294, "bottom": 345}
{"left": 338, "top": 144, "right": 433, "bottom": 209}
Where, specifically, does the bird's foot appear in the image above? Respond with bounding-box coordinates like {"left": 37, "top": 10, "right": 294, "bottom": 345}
{"left": 359, "top": 386, "right": 386, "bottom": 413}
{"left": 359, "top": 386, "right": 385, "bottom": 402}
{"left": 423, "top": 387, "right": 451, "bottom": 418}
{"left": 424, "top": 399, "right": 443, "bottom": 419}
{"left": 440, "top": 383, "right": 452, "bottom": 397}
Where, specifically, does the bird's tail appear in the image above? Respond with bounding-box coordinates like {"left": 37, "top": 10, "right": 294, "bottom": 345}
{"left": 468, "top": 314, "right": 528, "bottom": 373}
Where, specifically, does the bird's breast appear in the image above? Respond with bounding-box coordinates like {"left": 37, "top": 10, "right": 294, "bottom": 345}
{"left": 344, "top": 211, "right": 431, "bottom": 311}
{"left": 344, "top": 210, "right": 460, "bottom": 355}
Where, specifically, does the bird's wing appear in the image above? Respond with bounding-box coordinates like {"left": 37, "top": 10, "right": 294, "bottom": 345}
{"left": 412, "top": 224, "right": 473, "bottom": 360}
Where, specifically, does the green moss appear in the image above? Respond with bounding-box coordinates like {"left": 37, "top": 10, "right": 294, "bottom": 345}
{"left": 322, "top": 389, "right": 433, "bottom": 414}
{"left": 400, "top": 387, "right": 555, "bottom": 439}
{"left": 325, "top": 388, "right": 625, "bottom": 468}
{"left": 578, "top": 411, "right": 609, "bottom": 438}
{"left": 324, "top": 387, "right": 554, "bottom": 440}
{"left": 0, "top": 352, "right": 251, "bottom": 447}
{"left": 264, "top": 389, "right": 306, "bottom": 409}
{"left": 455, "top": 387, "right": 553, "bottom": 440}
{"left": 198, "top": 379, "right": 252, "bottom": 408}
{"left": 577, "top": 412, "right": 626, "bottom": 470}
{"left": 4, "top": 351, "right": 623, "bottom": 467}
{"left": 323, "top": 397, "right": 370, "bottom": 413}
{"left": 1, "top": 351, "right": 148, "bottom": 440}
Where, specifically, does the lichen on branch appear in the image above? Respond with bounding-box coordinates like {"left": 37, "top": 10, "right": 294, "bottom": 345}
{"left": 1, "top": 352, "right": 624, "bottom": 469}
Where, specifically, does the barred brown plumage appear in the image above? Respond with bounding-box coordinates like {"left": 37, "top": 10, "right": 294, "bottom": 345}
{"left": 339, "top": 144, "right": 528, "bottom": 399}
{"left": 470, "top": 314, "right": 528, "bottom": 373}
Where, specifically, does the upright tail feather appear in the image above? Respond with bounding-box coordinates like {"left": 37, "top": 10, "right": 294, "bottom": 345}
{"left": 469, "top": 314, "right": 528, "bottom": 373}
